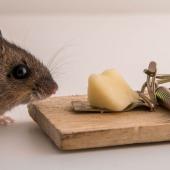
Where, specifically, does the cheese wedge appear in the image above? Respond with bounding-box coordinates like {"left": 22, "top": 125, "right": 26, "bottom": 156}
{"left": 88, "top": 69, "right": 139, "bottom": 111}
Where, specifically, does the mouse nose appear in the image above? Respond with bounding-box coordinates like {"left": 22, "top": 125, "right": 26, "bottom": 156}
{"left": 51, "top": 81, "right": 58, "bottom": 94}
{"left": 37, "top": 77, "right": 58, "bottom": 96}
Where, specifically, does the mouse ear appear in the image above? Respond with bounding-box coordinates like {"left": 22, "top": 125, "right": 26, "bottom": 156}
{"left": 0, "top": 30, "right": 5, "bottom": 56}
{"left": 0, "top": 30, "right": 2, "bottom": 40}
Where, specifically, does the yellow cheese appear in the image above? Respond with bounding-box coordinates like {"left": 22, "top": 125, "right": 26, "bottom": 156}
{"left": 88, "top": 69, "right": 139, "bottom": 111}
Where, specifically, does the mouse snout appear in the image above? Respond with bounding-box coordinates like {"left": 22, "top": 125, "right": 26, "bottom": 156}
{"left": 51, "top": 81, "right": 58, "bottom": 94}
{"left": 46, "top": 79, "right": 58, "bottom": 95}
{"left": 33, "top": 77, "right": 58, "bottom": 100}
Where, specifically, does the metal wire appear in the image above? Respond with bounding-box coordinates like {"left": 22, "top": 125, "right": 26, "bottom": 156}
{"left": 155, "top": 86, "right": 170, "bottom": 110}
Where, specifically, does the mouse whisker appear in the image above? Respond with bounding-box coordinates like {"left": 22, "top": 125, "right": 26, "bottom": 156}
{"left": 47, "top": 43, "right": 74, "bottom": 69}
{"left": 49, "top": 58, "right": 75, "bottom": 76}
{"left": 47, "top": 46, "right": 66, "bottom": 68}
{"left": 49, "top": 57, "right": 70, "bottom": 74}
{"left": 51, "top": 70, "right": 67, "bottom": 79}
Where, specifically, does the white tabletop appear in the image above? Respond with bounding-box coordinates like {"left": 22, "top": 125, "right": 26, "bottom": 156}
{"left": 1, "top": 14, "right": 170, "bottom": 170}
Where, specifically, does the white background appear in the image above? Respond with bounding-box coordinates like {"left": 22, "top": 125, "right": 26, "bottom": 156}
{"left": 1, "top": 1, "right": 170, "bottom": 170}
{"left": 1, "top": 0, "right": 170, "bottom": 14}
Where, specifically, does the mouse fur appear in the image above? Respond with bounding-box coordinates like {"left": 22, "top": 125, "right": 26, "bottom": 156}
{"left": 0, "top": 30, "right": 58, "bottom": 115}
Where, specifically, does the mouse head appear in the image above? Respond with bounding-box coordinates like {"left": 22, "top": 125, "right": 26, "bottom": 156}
{"left": 0, "top": 31, "right": 58, "bottom": 104}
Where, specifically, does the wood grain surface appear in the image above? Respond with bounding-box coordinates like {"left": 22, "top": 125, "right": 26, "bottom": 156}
{"left": 28, "top": 95, "right": 170, "bottom": 150}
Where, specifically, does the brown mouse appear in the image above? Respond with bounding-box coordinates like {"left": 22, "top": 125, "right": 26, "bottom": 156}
{"left": 0, "top": 30, "right": 58, "bottom": 125}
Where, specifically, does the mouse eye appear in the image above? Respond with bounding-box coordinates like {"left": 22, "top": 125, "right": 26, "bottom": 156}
{"left": 11, "top": 64, "right": 30, "bottom": 79}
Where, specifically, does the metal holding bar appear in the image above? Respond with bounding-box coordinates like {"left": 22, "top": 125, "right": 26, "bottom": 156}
{"left": 138, "top": 61, "right": 158, "bottom": 111}
{"left": 139, "top": 61, "right": 170, "bottom": 111}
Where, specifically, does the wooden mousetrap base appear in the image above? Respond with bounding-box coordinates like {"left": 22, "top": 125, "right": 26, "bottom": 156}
{"left": 28, "top": 95, "right": 170, "bottom": 150}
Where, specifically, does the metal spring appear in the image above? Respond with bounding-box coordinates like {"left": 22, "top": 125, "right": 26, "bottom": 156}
{"left": 155, "top": 86, "right": 170, "bottom": 110}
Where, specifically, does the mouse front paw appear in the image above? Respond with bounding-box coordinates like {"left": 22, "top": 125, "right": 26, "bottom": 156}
{"left": 0, "top": 115, "right": 14, "bottom": 126}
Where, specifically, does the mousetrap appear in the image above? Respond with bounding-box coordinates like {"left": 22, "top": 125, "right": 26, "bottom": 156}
{"left": 28, "top": 61, "right": 170, "bottom": 150}
{"left": 28, "top": 95, "right": 170, "bottom": 150}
